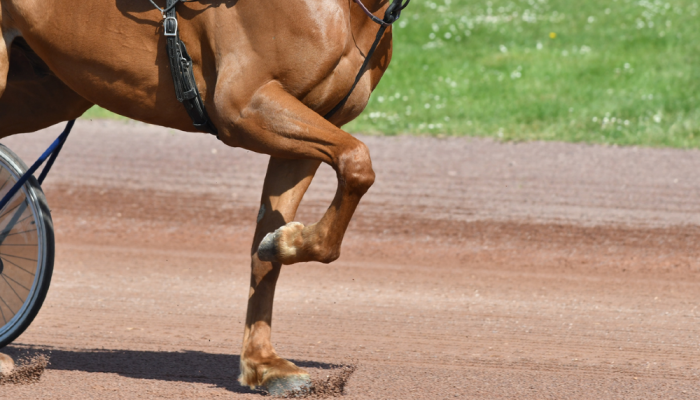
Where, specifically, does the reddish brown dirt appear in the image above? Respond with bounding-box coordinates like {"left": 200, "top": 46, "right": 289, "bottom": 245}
{"left": 1, "top": 120, "right": 699, "bottom": 398}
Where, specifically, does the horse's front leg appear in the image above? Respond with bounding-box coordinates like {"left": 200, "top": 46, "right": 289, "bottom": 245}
{"left": 239, "top": 157, "right": 321, "bottom": 392}
{"left": 217, "top": 80, "right": 375, "bottom": 266}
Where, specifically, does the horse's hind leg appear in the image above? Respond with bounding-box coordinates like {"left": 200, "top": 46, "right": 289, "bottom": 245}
{"left": 239, "top": 157, "right": 321, "bottom": 392}
{"left": 0, "top": 29, "right": 12, "bottom": 99}
{"left": 0, "top": 37, "right": 93, "bottom": 137}
{"left": 218, "top": 81, "right": 375, "bottom": 267}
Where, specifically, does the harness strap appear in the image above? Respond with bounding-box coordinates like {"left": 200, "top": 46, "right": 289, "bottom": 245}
{"left": 163, "top": 0, "right": 218, "bottom": 135}
{"left": 323, "top": 0, "right": 410, "bottom": 121}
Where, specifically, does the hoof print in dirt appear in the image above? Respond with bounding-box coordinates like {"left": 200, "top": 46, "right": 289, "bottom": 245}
{"left": 276, "top": 365, "right": 356, "bottom": 398}
{"left": 265, "top": 374, "right": 312, "bottom": 397}
{"left": 0, "top": 354, "right": 49, "bottom": 385}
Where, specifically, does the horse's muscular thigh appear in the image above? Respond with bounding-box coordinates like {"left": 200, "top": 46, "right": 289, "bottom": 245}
{"left": 0, "top": 32, "right": 13, "bottom": 97}
{"left": 0, "top": 38, "right": 92, "bottom": 136}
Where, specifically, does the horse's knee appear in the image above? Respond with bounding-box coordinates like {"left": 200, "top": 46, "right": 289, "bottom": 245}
{"left": 338, "top": 141, "right": 375, "bottom": 196}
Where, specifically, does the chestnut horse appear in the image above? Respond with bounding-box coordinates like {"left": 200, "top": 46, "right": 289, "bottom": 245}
{"left": 0, "top": 0, "right": 402, "bottom": 393}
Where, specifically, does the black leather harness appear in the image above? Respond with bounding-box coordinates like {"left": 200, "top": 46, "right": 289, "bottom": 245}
{"left": 148, "top": 0, "right": 409, "bottom": 134}
{"left": 149, "top": 0, "right": 217, "bottom": 135}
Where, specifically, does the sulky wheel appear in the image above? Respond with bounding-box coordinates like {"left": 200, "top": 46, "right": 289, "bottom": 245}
{"left": 0, "top": 144, "right": 54, "bottom": 348}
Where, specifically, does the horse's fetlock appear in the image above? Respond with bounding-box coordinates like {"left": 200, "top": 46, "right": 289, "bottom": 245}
{"left": 319, "top": 248, "right": 341, "bottom": 264}
{"left": 308, "top": 243, "right": 340, "bottom": 264}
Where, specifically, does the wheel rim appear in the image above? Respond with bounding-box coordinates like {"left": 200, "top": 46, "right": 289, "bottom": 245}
{"left": 0, "top": 162, "right": 44, "bottom": 338}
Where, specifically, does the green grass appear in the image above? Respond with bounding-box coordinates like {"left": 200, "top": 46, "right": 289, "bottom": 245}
{"left": 85, "top": 0, "right": 700, "bottom": 148}
{"left": 82, "top": 106, "right": 128, "bottom": 120}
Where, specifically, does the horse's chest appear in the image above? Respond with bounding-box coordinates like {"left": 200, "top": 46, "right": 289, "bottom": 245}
{"left": 302, "top": 54, "right": 377, "bottom": 125}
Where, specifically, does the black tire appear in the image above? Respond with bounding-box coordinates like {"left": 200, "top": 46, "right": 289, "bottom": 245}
{"left": 0, "top": 144, "right": 54, "bottom": 348}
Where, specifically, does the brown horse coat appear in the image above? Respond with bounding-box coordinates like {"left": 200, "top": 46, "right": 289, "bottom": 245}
{"left": 0, "top": 0, "right": 395, "bottom": 391}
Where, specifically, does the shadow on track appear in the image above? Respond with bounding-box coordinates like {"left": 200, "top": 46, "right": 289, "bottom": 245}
{"left": 4, "top": 345, "right": 340, "bottom": 393}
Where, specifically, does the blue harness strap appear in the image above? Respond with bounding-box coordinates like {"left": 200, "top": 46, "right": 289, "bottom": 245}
{"left": 0, "top": 119, "right": 75, "bottom": 212}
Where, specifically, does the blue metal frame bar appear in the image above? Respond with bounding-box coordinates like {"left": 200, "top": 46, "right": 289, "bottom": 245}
{"left": 0, "top": 120, "right": 75, "bottom": 212}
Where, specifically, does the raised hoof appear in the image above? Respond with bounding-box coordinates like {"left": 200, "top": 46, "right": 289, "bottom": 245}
{"left": 257, "top": 222, "right": 305, "bottom": 263}
{"left": 0, "top": 353, "right": 14, "bottom": 376}
{"left": 264, "top": 374, "right": 311, "bottom": 397}
{"left": 257, "top": 231, "right": 280, "bottom": 262}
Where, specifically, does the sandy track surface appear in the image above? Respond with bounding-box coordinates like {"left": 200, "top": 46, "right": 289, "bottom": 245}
{"left": 1, "top": 120, "right": 699, "bottom": 399}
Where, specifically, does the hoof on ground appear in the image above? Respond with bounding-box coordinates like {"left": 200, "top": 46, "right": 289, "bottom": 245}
{"left": 0, "top": 353, "right": 14, "bottom": 376}
{"left": 264, "top": 374, "right": 311, "bottom": 397}
{"left": 257, "top": 222, "right": 305, "bottom": 263}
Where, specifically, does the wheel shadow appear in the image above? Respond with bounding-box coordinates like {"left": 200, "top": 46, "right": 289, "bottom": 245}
{"left": 4, "top": 345, "right": 340, "bottom": 394}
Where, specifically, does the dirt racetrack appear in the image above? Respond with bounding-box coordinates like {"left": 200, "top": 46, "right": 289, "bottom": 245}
{"left": 1, "top": 120, "right": 699, "bottom": 399}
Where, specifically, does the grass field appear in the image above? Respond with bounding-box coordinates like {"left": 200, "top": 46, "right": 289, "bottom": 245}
{"left": 84, "top": 0, "right": 700, "bottom": 148}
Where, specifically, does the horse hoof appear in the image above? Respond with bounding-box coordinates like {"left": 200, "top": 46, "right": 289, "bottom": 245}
{"left": 264, "top": 374, "right": 311, "bottom": 397}
{"left": 257, "top": 222, "right": 304, "bottom": 263}
{"left": 258, "top": 230, "right": 280, "bottom": 262}
{"left": 0, "top": 353, "right": 14, "bottom": 376}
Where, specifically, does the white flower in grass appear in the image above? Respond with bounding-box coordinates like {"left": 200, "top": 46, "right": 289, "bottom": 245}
{"left": 510, "top": 70, "right": 522, "bottom": 79}
{"left": 425, "top": 103, "right": 431, "bottom": 109}
{"left": 499, "top": 44, "right": 508, "bottom": 53}
{"left": 536, "top": 41, "right": 543, "bottom": 50}
{"left": 444, "top": 32, "right": 452, "bottom": 39}
{"left": 587, "top": 16, "right": 595, "bottom": 23}
{"left": 378, "top": 96, "right": 385, "bottom": 103}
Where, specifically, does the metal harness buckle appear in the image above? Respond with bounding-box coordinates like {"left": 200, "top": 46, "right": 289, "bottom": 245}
{"left": 163, "top": 16, "right": 178, "bottom": 36}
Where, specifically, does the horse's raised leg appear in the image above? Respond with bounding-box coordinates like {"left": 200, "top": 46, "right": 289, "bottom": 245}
{"left": 239, "top": 157, "right": 321, "bottom": 392}
{"left": 218, "top": 81, "right": 375, "bottom": 267}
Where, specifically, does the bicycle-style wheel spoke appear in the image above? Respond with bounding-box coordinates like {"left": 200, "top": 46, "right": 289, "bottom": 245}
{"left": 0, "top": 150, "right": 46, "bottom": 346}
{"left": 0, "top": 138, "right": 59, "bottom": 348}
